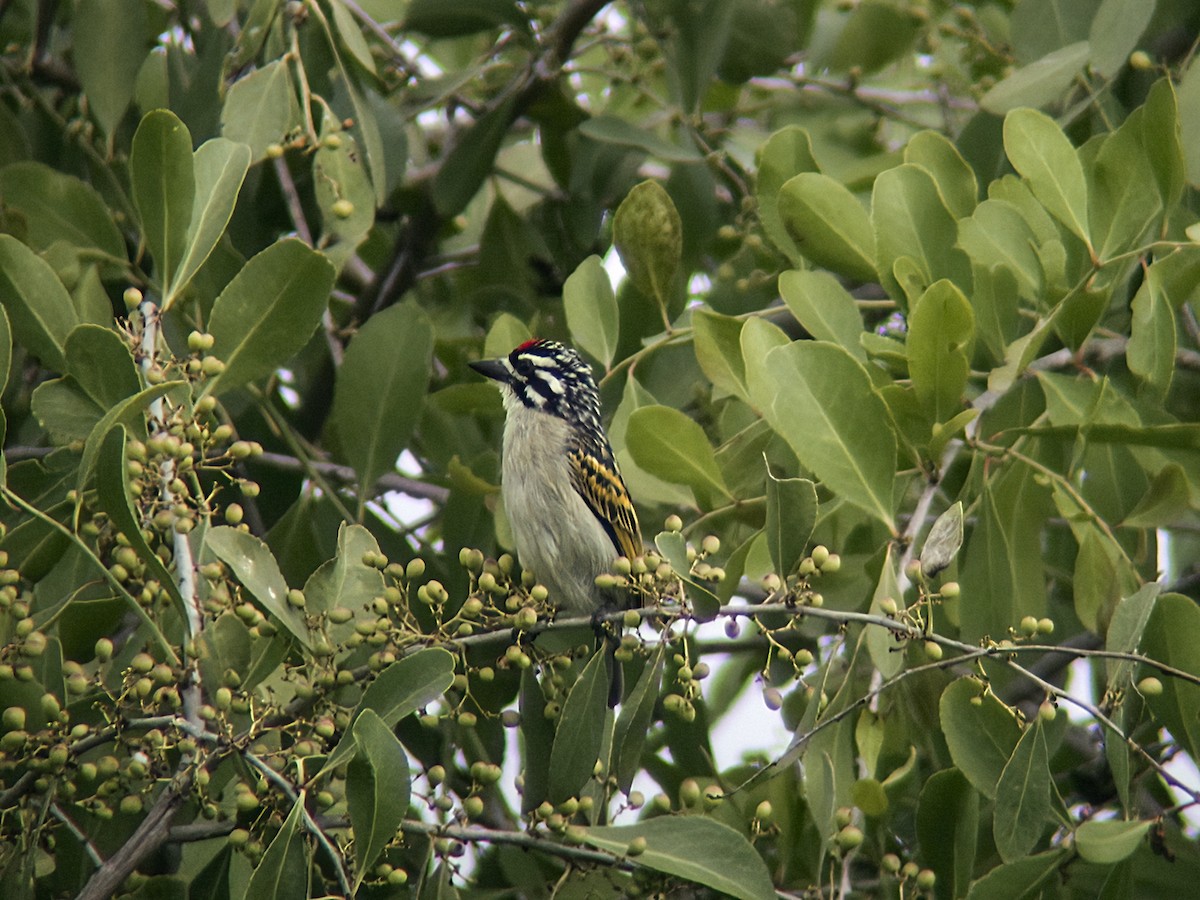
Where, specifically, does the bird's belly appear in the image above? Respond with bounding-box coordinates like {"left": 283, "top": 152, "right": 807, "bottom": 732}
{"left": 502, "top": 418, "right": 615, "bottom": 613}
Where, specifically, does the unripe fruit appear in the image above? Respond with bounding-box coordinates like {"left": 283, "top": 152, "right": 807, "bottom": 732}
{"left": 331, "top": 199, "right": 355, "bottom": 218}
{"left": 940, "top": 581, "right": 960, "bottom": 598}
{"left": 664, "top": 514, "right": 683, "bottom": 532}
{"left": 702, "top": 535, "right": 720, "bottom": 555}
{"left": 835, "top": 825, "right": 864, "bottom": 850}
{"left": 120, "top": 795, "right": 144, "bottom": 815}
{"left": 626, "top": 836, "right": 647, "bottom": 856}
{"left": 1038, "top": 700, "right": 1056, "bottom": 722}
{"left": 811, "top": 545, "right": 829, "bottom": 568}
{"left": 1129, "top": 50, "right": 1153, "bottom": 70}
{"left": 679, "top": 778, "right": 701, "bottom": 806}
{"left": 2, "top": 706, "right": 26, "bottom": 730}
{"left": 924, "top": 641, "right": 943, "bottom": 661}
{"left": 916, "top": 868, "right": 936, "bottom": 889}
{"left": 1020, "top": 615, "right": 1039, "bottom": 636}
{"left": 1037, "top": 617, "right": 1055, "bottom": 635}
{"left": 882, "top": 853, "right": 901, "bottom": 873}
{"left": 131, "top": 653, "right": 154, "bottom": 674}
{"left": 463, "top": 796, "right": 485, "bottom": 818}
{"left": 235, "top": 791, "right": 260, "bottom": 813}
{"left": 1137, "top": 676, "right": 1164, "bottom": 696}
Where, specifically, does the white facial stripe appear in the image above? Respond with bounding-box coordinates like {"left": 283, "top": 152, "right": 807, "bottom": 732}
{"left": 523, "top": 385, "right": 546, "bottom": 408}
{"left": 525, "top": 354, "right": 556, "bottom": 368}
{"left": 536, "top": 369, "right": 565, "bottom": 394}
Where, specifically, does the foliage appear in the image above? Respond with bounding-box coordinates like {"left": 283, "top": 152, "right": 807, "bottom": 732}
{"left": 2, "top": 0, "right": 1200, "bottom": 897}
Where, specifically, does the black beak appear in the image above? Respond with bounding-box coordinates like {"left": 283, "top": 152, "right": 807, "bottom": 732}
{"left": 469, "top": 358, "right": 508, "bottom": 382}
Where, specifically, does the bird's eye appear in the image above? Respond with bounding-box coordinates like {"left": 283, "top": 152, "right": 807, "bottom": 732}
{"left": 513, "top": 356, "right": 534, "bottom": 377}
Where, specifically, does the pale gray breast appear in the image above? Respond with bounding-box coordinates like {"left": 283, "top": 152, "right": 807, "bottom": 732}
{"left": 500, "top": 400, "right": 616, "bottom": 613}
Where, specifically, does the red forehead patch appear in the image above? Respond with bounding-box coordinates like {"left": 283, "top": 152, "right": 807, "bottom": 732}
{"left": 516, "top": 338, "right": 545, "bottom": 352}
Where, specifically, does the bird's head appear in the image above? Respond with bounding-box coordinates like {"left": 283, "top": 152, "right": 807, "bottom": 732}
{"left": 470, "top": 339, "right": 602, "bottom": 429}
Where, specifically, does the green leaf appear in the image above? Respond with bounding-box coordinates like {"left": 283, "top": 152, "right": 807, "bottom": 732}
{"left": 0, "top": 234, "right": 79, "bottom": 372}
{"left": 205, "top": 239, "right": 335, "bottom": 396}
{"left": 1127, "top": 258, "right": 1178, "bottom": 398}
{"left": 1141, "top": 78, "right": 1185, "bottom": 213}
{"left": 577, "top": 116, "right": 701, "bottom": 163}
{"left": 74, "top": 0, "right": 147, "bottom": 136}
{"left": 939, "top": 678, "right": 1021, "bottom": 800}
{"left": 1003, "top": 108, "right": 1091, "bottom": 247}
{"left": 548, "top": 647, "right": 611, "bottom": 804}
{"left": 1141, "top": 592, "right": 1200, "bottom": 762}
{"left": 244, "top": 792, "right": 309, "bottom": 900}
{"left": 64, "top": 325, "right": 141, "bottom": 409}
{"left": 433, "top": 95, "right": 517, "bottom": 217}
{"left": 692, "top": 309, "right": 749, "bottom": 402}
{"left": 822, "top": 0, "right": 919, "bottom": 74}
{"left": 993, "top": 719, "right": 1052, "bottom": 863}
{"left": 1075, "top": 818, "right": 1152, "bottom": 865}
{"left": 957, "top": 200, "right": 1044, "bottom": 302}
{"left": 131, "top": 109, "right": 195, "bottom": 293}
{"left": 655, "top": 530, "right": 721, "bottom": 621}
{"left": 920, "top": 502, "right": 964, "bottom": 578}
{"left": 0, "top": 162, "right": 125, "bottom": 261}
{"left": 301, "top": 523, "right": 385, "bottom": 615}
{"left": 918, "top": 768, "right": 979, "bottom": 900}
{"left": 980, "top": 41, "right": 1090, "bottom": 114}
{"left": 613, "top": 181, "right": 683, "bottom": 310}
{"left": 626, "top": 406, "right": 731, "bottom": 507}
{"left": 904, "top": 130, "right": 978, "bottom": 219}
{"left": 907, "top": 280, "right": 975, "bottom": 424}
{"left": 755, "top": 126, "right": 819, "bottom": 261}
{"left": 563, "top": 255, "right": 618, "bottom": 368}
{"left": 958, "top": 466, "right": 1051, "bottom": 643}
{"left": 330, "top": 0, "right": 377, "bottom": 75}
{"left": 1093, "top": 125, "right": 1162, "bottom": 266}
{"left": 777, "top": 172, "right": 876, "bottom": 283}
{"left": 582, "top": 817, "right": 775, "bottom": 900}
{"left": 1089, "top": 0, "right": 1155, "bottom": 77}
{"left": 866, "top": 544, "right": 904, "bottom": 679}
{"left": 614, "top": 642, "right": 665, "bottom": 793}
{"left": 0, "top": 305, "right": 9, "bottom": 399}
{"left": 1072, "top": 528, "right": 1123, "bottom": 634}
{"left": 320, "top": 648, "right": 456, "bottom": 777}
{"left": 872, "top": 164, "right": 970, "bottom": 308}
{"left": 739, "top": 318, "right": 790, "bottom": 402}
{"left": 30, "top": 377, "right": 103, "bottom": 445}
{"left": 778, "top": 270, "right": 866, "bottom": 360}
{"left": 519, "top": 666, "right": 555, "bottom": 814}
{"left": 347, "top": 709, "right": 410, "bottom": 889}
{"left": 748, "top": 341, "right": 896, "bottom": 530}
{"left": 965, "top": 848, "right": 1068, "bottom": 900}
{"left": 332, "top": 302, "right": 434, "bottom": 501}
{"left": 404, "top": 0, "right": 525, "bottom": 37}
{"left": 1122, "top": 465, "right": 1192, "bottom": 528}
{"left": 95, "top": 426, "right": 186, "bottom": 619}
{"left": 205, "top": 526, "right": 312, "bottom": 650}
{"left": 313, "top": 125, "right": 376, "bottom": 256}
{"left": 763, "top": 465, "right": 816, "bottom": 577}
{"left": 170, "top": 138, "right": 252, "bottom": 305}
{"left": 77, "top": 381, "right": 185, "bottom": 490}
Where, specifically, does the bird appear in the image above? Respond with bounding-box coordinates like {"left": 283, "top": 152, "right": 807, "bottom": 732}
{"left": 470, "top": 338, "right": 642, "bottom": 704}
